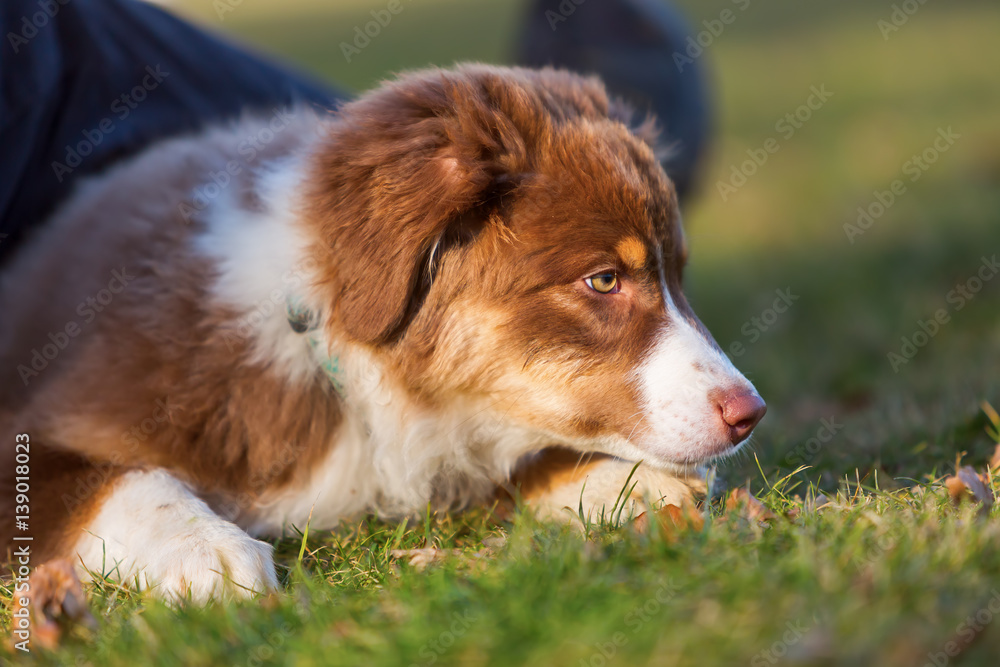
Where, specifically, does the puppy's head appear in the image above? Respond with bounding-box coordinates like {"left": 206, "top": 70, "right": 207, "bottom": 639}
{"left": 306, "top": 65, "right": 764, "bottom": 469}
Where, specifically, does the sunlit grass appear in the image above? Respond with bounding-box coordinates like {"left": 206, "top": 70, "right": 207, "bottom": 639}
{"left": 4, "top": 0, "right": 1000, "bottom": 663}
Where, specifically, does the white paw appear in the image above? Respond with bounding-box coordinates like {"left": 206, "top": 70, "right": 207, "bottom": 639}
{"left": 524, "top": 458, "right": 704, "bottom": 523}
{"left": 142, "top": 520, "right": 279, "bottom": 603}
{"left": 75, "top": 469, "right": 279, "bottom": 603}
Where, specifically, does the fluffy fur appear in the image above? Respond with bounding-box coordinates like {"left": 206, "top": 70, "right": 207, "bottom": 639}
{"left": 0, "top": 65, "right": 764, "bottom": 602}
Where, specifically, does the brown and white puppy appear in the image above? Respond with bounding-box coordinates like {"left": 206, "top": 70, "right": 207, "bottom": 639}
{"left": 0, "top": 65, "right": 764, "bottom": 602}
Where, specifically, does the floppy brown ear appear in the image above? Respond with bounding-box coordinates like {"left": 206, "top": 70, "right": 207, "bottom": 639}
{"left": 304, "top": 70, "right": 522, "bottom": 343}
{"left": 304, "top": 65, "right": 617, "bottom": 343}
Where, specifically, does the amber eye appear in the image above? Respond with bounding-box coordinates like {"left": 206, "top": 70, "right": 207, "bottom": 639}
{"left": 585, "top": 272, "right": 619, "bottom": 294}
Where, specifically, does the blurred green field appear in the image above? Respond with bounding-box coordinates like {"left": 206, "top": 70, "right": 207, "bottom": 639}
{"left": 4, "top": 0, "right": 1000, "bottom": 664}
{"left": 167, "top": 0, "right": 1000, "bottom": 482}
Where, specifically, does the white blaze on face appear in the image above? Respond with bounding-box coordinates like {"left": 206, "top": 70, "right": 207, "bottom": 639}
{"left": 635, "top": 296, "right": 759, "bottom": 466}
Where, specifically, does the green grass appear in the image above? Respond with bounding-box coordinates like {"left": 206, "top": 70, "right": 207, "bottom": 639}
{"left": 5, "top": 0, "right": 1000, "bottom": 664}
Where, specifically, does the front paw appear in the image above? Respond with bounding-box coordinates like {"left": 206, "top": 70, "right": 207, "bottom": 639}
{"left": 513, "top": 450, "right": 705, "bottom": 523}
{"left": 145, "top": 522, "right": 279, "bottom": 603}
{"left": 74, "top": 470, "right": 279, "bottom": 603}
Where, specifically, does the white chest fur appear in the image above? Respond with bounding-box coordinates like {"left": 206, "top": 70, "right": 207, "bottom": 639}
{"left": 195, "top": 156, "right": 543, "bottom": 537}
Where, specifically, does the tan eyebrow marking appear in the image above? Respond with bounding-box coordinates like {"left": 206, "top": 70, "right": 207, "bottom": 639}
{"left": 615, "top": 237, "right": 648, "bottom": 272}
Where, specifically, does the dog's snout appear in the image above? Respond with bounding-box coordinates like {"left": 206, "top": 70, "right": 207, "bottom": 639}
{"left": 714, "top": 389, "right": 766, "bottom": 445}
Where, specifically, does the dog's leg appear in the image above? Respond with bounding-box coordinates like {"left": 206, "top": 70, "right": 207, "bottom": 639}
{"left": 2, "top": 444, "right": 278, "bottom": 603}
{"left": 71, "top": 468, "right": 279, "bottom": 602}
{"left": 509, "top": 448, "right": 706, "bottom": 524}
{"left": 2, "top": 441, "right": 123, "bottom": 564}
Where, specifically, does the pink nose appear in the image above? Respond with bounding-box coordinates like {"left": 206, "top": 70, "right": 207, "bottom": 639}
{"left": 716, "top": 390, "right": 767, "bottom": 444}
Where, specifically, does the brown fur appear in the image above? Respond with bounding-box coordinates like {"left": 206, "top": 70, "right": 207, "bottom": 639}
{"left": 305, "top": 65, "right": 688, "bottom": 443}
{"left": 0, "top": 442, "right": 123, "bottom": 563}
{"left": 0, "top": 65, "right": 720, "bottom": 574}
{"left": 1, "top": 113, "right": 340, "bottom": 558}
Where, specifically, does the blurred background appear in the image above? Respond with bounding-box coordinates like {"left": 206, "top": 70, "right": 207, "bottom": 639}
{"left": 0, "top": 3, "right": 998, "bottom": 664}
{"left": 164, "top": 0, "right": 1000, "bottom": 488}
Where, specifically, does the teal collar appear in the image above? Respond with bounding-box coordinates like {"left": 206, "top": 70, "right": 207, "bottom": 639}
{"left": 286, "top": 300, "right": 345, "bottom": 397}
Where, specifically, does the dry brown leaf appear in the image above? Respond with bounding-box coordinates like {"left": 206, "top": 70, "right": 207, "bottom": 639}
{"left": 945, "top": 466, "right": 995, "bottom": 513}
{"left": 726, "top": 488, "right": 777, "bottom": 523}
{"left": 10, "top": 559, "right": 95, "bottom": 651}
{"left": 632, "top": 503, "right": 704, "bottom": 538}
{"left": 658, "top": 503, "right": 705, "bottom": 530}
{"left": 389, "top": 547, "right": 460, "bottom": 571}
{"left": 958, "top": 467, "right": 995, "bottom": 508}
{"left": 945, "top": 474, "right": 967, "bottom": 502}
{"left": 631, "top": 512, "right": 649, "bottom": 532}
